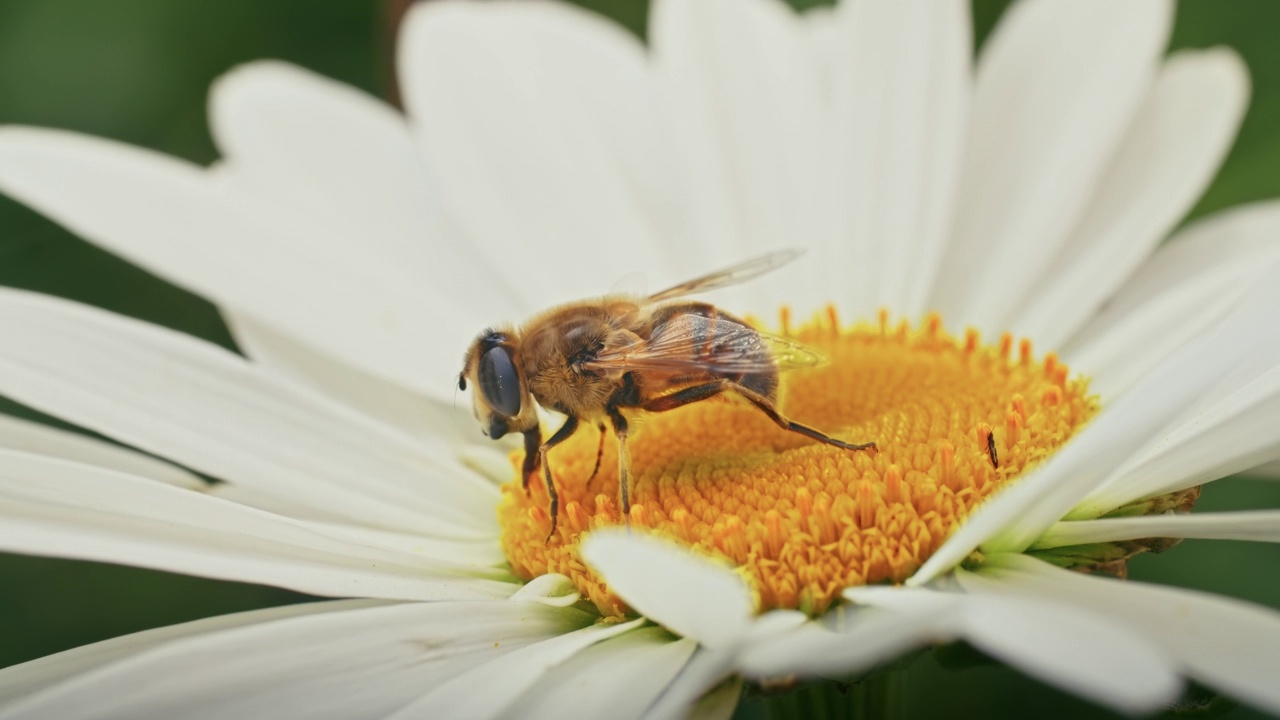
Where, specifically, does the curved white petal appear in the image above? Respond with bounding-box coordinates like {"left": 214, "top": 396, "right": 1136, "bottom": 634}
{"left": 0, "top": 449, "right": 512, "bottom": 600}
{"left": 828, "top": 0, "right": 969, "bottom": 319}
{"left": 736, "top": 604, "right": 946, "bottom": 680}
{"left": 386, "top": 617, "right": 645, "bottom": 720}
{"left": 210, "top": 61, "right": 471, "bottom": 296}
{"left": 651, "top": 0, "right": 829, "bottom": 313}
{"left": 297, "top": 520, "right": 508, "bottom": 569}
{"left": 0, "top": 599, "right": 383, "bottom": 705}
{"left": 0, "top": 413, "right": 201, "bottom": 489}
{"left": 1079, "top": 363, "right": 1280, "bottom": 515}
{"left": 914, "top": 264, "right": 1280, "bottom": 580}
{"left": 0, "top": 600, "right": 595, "bottom": 720}
{"left": 1246, "top": 459, "right": 1280, "bottom": 479}
{"left": 0, "top": 126, "right": 449, "bottom": 397}
{"left": 1065, "top": 201, "right": 1280, "bottom": 398}
{"left": 930, "top": 0, "right": 1171, "bottom": 333}
{"left": 849, "top": 583, "right": 1181, "bottom": 715}
{"left": 399, "top": 0, "right": 677, "bottom": 311}
{"left": 680, "top": 676, "right": 742, "bottom": 720}
{"left": 0, "top": 289, "right": 498, "bottom": 536}
{"left": 1011, "top": 48, "right": 1248, "bottom": 346}
{"left": 496, "top": 627, "right": 696, "bottom": 720}
{"left": 642, "top": 647, "right": 737, "bottom": 720}
{"left": 802, "top": 6, "right": 838, "bottom": 92}
{"left": 211, "top": 58, "right": 532, "bottom": 403}
{"left": 226, "top": 314, "right": 483, "bottom": 446}
{"left": 976, "top": 554, "right": 1280, "bottom": 716}
{"left": 1035, "top": 510, "right": 1280, "bottom": 549}
{"left": 581, "top": 530, "right": 754, "bottom": 650}
{"left": 508, "top": 573, "right": 581, "bottom": 608}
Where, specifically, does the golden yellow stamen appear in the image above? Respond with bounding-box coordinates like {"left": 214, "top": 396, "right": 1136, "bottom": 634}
{"left": 498, "top": 311, "right": 1098, "bottom": 617}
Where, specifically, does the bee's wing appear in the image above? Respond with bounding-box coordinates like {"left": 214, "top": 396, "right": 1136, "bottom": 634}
{"left": 646, "top": 249, "right": 804, "bottom": 303}
{"left": 584, "top": 313, "right": 824, "bottom": 375}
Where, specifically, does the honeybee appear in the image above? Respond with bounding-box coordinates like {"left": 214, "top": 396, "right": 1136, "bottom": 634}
{"left": 459, "top": 250, "right": 876, "bottom": 538}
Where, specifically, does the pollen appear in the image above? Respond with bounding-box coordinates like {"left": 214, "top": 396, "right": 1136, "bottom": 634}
{"left": 497, "top": 311, "right": 1098, "bottom": 617}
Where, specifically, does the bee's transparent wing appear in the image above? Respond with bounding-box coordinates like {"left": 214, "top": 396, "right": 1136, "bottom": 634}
{"left": 646, "top": 249, "right": 804, "bottom": 303}
{"left": 585, "top": 312, "right": 823, "bottom": 375}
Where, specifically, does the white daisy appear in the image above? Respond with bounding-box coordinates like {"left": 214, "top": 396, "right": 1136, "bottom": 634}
{"left": 0, "top": 0, "right": 1278, "bottom": 717}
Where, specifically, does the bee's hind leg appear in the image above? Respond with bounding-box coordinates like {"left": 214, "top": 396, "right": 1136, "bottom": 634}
{"left": 637, "top": 380, "right": 874, "bottom": 452}
{"left": 733, "top": 385, "right": 876, "bottom": 452}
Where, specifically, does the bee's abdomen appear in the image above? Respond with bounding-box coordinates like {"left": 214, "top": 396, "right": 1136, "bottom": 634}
{"left": 653, "top": 301, "right": 780, "bottom": 402}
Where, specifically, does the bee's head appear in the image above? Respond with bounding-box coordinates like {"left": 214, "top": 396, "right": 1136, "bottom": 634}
{"left": 460, "top": 330, "right": 533, "bottom": 440}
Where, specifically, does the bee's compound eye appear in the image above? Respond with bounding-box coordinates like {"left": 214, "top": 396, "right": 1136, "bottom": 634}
{"left": 478, "top": 346, "right": 522, "bottom": 417}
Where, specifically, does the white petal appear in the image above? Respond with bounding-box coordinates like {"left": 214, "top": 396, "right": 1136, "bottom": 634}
{"left": 399, "top": 0, "right": 676, "bottom": 311}
{"left": 509, "top": 573, "right": 582, "bottom": 608}
{"left": 497, "top": 627, "right": 697, "bottom": 720}
{"left": 978, "top": 553, "right": 1280, "bottom": 716}
{"left": 1064, "top": 201, "right": 1280, "bottom": 398}
{"left": 651, "top": 0, "right": 829, "bottom": 312}
{"left": 0, "top": 599, "right": 383, "bottom": 705}
{"left": 0, "top": 126, "right": 446, "bottom": 398}
{"left": 0, "top": 449, "right": 512, "bottom": 600}
{"left": 209, "top": 58, "right": 524, "bottom": 402}
{"left": 387, "top": 617, "right": 645, "bottom": 720}
{"left": 0, "top": 600, "right": 595, "bottom": 720}
{"left": 580, "top": 530, "right": 754, "bottom": 650}
{"left": 828, "top": 0, "right": 969, "bottom": 319}
{"left": 1079, "top": 362, "right": 1280, "bottom": 515}
{"left": 913, "top": 263, "right": 1280, "bottom": 581}
{"left": 226, "top": 314, "right": 483, "bottom": 447}
{"left": 210, "top": 61, "right": 465, "bottom": 297}
{"left": 930, "top": 0, "right": 1171, "bottom": 333}
{"left": 0, "top": 289, "right": 497, "bottom": 536}
{"left": 853, "top": 583, "right": 1181, "bottom": 715}
{"left": 1034, "top": 510, "right": 1280, "bottom": 549}
{"left": 681, "top": 676, "right": 742, "bottom": 720}
{"left": 298, "top": 520, "right": 508, "bottom": 569}
{"left": 1011, "top": 49, "right": 1249, "bottom": 346}
{"left": 642, "top": 647, "right": 737, "bottom": 720}
{"left": 736, "top": 604, "right": 946, "bottom": 680}
{"left": 0, "top": 413, "right": 201, "bottom": 489}
{"left": 801, "top": 6, "right": 839, "bottom": 91}
{"left": 1246, "top": 459, "right": 1280, "bottom": 479}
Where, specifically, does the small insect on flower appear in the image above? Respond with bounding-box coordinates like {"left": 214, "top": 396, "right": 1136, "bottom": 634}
{"left": 458, "top": 250, "right": 876, "bottom": 539}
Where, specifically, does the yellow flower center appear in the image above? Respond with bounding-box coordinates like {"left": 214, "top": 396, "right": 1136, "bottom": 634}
{"left": 498, "top": 310, "right": 1098, "bottom": 617}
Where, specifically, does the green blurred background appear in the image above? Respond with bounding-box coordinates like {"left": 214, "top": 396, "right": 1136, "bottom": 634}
{"left": 0, "top": 0, "right": 1278, "bottom": 717}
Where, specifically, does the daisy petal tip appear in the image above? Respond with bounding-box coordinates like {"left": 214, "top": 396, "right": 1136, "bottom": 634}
{"left": 580, "top": 529, "right": 754, "bottom": 649}
{"left": 510, "top": 573, "right": 581, "bottom": 607}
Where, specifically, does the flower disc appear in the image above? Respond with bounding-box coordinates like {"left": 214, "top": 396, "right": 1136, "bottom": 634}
{"left": 499, "top": 311, "right": 1098, "bottom": 616}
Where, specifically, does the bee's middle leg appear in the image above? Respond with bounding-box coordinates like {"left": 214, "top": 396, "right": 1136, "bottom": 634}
{"left": 586, "top": 422, "right": 607, "bottom": 484}
{"left": 605, "top": 407, "right": 632, "bottom": 525}
{"left": 606, "top": 382, "right": 731, "bottom": 526}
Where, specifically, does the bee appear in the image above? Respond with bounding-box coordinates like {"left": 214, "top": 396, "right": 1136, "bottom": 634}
{"left": 458, "top": 249, "right": 876, "bottom": 538}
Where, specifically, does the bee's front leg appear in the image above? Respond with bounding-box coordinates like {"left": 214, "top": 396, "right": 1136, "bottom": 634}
{"left": 521, "top": 426, "right": 542, "bottom": 493}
